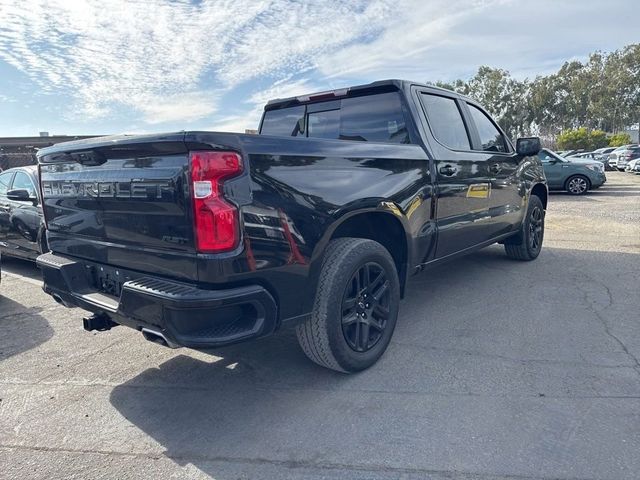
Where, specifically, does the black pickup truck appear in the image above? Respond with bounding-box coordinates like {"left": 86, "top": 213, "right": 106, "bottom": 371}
{"left": 36, "top": 80, "right": 547, "bottom": 373}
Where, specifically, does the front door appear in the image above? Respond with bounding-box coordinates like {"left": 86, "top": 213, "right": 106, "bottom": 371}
{"left": 538, "top": 149, "right": 566, "bottom": 189}
{"left": 464, "top": 102, "right": 524, "bottom": 239}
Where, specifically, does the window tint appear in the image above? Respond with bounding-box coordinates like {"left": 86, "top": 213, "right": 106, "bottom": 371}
{"left": 0, "top": 172, "right": 13, "bottom": 195}
{"left": 260, "top": 91, "right": 410, "bottom": 144}
{"left": 340, "top": 92, "right": 409, "bottom": 143}
{"left": 467, "top": 104, "right": 507, "bottom": 153}
{"left": 12, "top": 171, "right": 36, "bottom": 197}
{"left": 421, "top": 94, "right": 470, "bottom": 150}
{"left": 260, "top": 105, "right": 305, "bottom": 137}
{"left": 307, "top": 109, "right": 340, "bottom": 139}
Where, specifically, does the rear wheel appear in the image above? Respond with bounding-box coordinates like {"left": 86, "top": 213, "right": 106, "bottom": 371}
{"left": 296, "top": 238, "right": 400, "bottom": 373}
{"left": 565, "top": 175, "right": 590, "bottom": 195}
{"left": 504, "top": 195, "right": 545, "bottom": 261}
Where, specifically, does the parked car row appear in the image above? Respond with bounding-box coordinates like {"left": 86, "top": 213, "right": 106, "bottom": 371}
{"left": 555, "top": 145, "right": 640, "bottom": 172}
{"left": 592, "top": 144, "right": 640, "bottom": 171}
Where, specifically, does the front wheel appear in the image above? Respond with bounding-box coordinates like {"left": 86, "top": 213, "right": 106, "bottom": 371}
{"left": 565, "top": 175, "right": 590, "bottom": 195}
{"left": 296, "top": 238, "right": 400, "bottom": 373}
{"left": 504, "top": 195, "right": 545, "bottom": 261}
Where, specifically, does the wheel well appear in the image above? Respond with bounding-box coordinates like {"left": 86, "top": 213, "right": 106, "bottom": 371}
{"left": 331, "top": 212, "right": 408, "bottom": 296}
{"left": 531, "top": 183, "right": 548, "bottom": 209}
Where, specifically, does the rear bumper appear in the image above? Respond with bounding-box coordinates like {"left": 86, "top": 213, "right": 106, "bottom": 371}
{"left": 37, "top": 252, "right": 278, "bottom": 348}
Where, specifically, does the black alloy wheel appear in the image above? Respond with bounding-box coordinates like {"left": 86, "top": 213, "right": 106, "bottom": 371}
{"left": 341, "top": 262, "right": 390, "bottom": 352}
{"left": 528, "top": 205, "right": 543, "bottom": 252}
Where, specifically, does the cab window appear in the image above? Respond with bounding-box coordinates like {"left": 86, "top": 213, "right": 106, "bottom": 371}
{"left": 420, "top": 93, "right": 471, "bottom": 150}
{"left": 467, "top": 104, "right": 508, "bottom": 153}
{"left": 260, "top": 91, "right": 410, "bottom": 144}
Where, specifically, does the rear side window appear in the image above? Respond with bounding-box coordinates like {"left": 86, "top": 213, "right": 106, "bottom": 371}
{"left": 260, "top": 91, "right": 410, "bottom": 144}
{"left": 421, "top": 94, "right": 470, "bottom": 150}
{"left": 467, "top": 104, "right": 507, "bottom": 153}
{"left": 260, "top": 105, "right": 305, "bottom": 137}
{"left": 0, "top": 172, "right": 13, "bottom": 195}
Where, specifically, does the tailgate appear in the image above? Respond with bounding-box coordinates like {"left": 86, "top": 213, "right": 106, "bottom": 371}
{"left": 38, "top": 133, "right": 198, "bottom": 280}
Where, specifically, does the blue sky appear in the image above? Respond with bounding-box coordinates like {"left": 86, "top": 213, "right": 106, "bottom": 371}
{"left": 0, "top": 0, "right": 637, "bottom": 137}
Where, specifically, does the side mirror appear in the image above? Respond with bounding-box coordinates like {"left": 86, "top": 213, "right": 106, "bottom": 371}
{"left": 6, "top": 189, "right": 33, "bottom": 202}
{"left": 516, "top": 137, "right": 541, "bottom": 156}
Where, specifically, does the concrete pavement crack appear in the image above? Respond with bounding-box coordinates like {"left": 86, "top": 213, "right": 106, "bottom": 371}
{"left": 574, "top": 271, "right": 640, "bottom": 376}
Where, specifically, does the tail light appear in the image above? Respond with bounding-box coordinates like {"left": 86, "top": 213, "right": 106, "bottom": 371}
{"left": 190, "top": 151, "right": 243, "bottom": 253}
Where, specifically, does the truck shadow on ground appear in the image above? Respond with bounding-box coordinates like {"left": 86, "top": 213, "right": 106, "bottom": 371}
{"left": 109, "top": 246, "right": 640, "bottom": 479}
{"left": 0, "top": 296, "right": 53, "bottom": 360}
{"left": 1, "top": 256, "right": 43, "bottom": 282}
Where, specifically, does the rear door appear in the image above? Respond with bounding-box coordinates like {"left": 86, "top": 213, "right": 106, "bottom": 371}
{"left": 415, "top": 89, "right": 492, "bottom": 258}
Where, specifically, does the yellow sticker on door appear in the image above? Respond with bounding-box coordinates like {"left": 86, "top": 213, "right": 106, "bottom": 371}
{"left": 466, "top": 183, "right": 491, "bottom": 199}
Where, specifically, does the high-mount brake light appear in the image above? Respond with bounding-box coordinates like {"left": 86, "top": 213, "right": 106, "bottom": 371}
{"left": 190, "top": 151, "right": 243, "bottom": 253}
{"left": 296, "top": 88, "right": 349, "bottom": 103}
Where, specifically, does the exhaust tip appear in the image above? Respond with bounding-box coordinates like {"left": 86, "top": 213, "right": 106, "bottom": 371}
{"left": 51, "top": 294, "right": 64, "bottom": 305}
{"left": 141, "top": 328, "right": 177, "bottom": 348}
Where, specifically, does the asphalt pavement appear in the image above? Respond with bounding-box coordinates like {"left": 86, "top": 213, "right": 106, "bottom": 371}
{"left": 1, "top": 172, "right": 639, "bottom": 480}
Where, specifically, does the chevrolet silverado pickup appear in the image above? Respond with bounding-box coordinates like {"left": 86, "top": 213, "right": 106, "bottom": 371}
{"left": 36, "top": 80, "right": 547, "bottom": 373}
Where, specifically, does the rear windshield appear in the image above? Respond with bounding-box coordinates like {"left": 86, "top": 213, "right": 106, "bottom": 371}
{"left": 260, "top": 91, "right": 410, "bottom": 144}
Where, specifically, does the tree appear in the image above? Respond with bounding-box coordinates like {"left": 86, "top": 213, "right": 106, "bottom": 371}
{"left": 608, "top": 132, "right": 632, "bottom": 147}
{"left": 431, "top": 43, "right": 640, "bottom": 144}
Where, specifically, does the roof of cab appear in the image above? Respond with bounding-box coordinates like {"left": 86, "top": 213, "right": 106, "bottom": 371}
{"left": 264, "top": 79, "right": 470, "bottom": 110}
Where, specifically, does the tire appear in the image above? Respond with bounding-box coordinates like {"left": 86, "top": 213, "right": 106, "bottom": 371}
{"left": 296, "top": 238, "right": 400, "bottom": 373}
{"left": 504, "top": 195, "right": 545, "bottom": 261}
{"left": 565, "top": 175, "right": 590, "bottom": 195}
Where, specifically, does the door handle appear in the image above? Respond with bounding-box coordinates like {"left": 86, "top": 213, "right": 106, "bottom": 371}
{"left": 0, "top": 205, "right": 10, "bottom": 212}
{"left": 488, "top": 163, "right": 502, "bottom": 174}
{"left": 439, "top": 164, "right": 457, "bottom": 176}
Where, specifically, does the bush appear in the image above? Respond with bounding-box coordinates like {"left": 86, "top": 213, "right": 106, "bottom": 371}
{"left": 557, "top": 128, "right": 609, "bottom": 150}
{"left": 608, "top": 132, "right": 632, "bottom": 147}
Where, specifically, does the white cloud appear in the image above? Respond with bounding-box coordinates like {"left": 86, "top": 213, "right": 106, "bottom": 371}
{"left": 137, "top": 90, "right": 221, "bottom": 124}
{"left": 211, "top": 78, "right": 322, "bottom": 132}
{"left": 0, "top": 0, "right": 637, "bottom": 133}
{"left": 316, "top": 0, "right": 640, "bottom": 82}
{"left": 0, "top": 0, "right": 390, "bottom": 124}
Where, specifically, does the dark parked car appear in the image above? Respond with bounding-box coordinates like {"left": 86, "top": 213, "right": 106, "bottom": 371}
{"left": 36, "top": 80, "right": 547, "bottom": 372}
{"left": 0, "top": 166, "right": 47, "bottom": 261}
{"left": 538, "top": 148, "right": 606, "bottom": 195}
